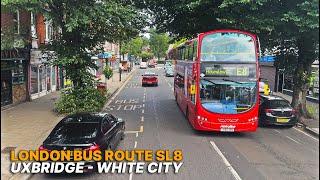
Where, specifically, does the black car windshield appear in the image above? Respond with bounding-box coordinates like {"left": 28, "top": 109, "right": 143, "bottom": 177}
{"left": 268, "top": 100, "right": 291, "bottom": 108}
{"left": 49, "top": 122, "right": 99, "bottom": 144}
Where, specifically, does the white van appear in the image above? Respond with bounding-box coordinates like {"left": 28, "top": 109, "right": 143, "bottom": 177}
{"left": 140, "top": 62, "right": 147, "bottom": 69}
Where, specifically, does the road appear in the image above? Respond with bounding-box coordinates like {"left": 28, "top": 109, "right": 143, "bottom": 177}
{"left": 32, "top": 65, "right": 319, "bottom": 180}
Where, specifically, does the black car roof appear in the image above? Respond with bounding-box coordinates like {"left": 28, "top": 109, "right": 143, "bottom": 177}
{"left": 63, "top": 112, "right": 109, "bottom": 123}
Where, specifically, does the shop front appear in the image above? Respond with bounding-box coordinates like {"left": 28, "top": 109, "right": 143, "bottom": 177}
{"left": 29, "top": 50, "right": 58, "bottom": 100}
{"left": 1, "top": 49, "right": 28, "bottom": 107}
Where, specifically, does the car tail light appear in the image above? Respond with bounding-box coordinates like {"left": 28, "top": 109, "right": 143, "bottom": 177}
{"left": 85, "top": 144, "right": 100, "bottom": 152}
{"left": 265, "top": 109, "right": 273, "bottom": 113}
{"left": 39, "top": 145, "right": 50, "bottom": 151}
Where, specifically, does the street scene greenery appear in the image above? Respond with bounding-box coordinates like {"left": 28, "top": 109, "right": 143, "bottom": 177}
{"left": 135, "top": 0, "right": 319, "bottom": 118}
{"left": 1, "top": 0, "right": 318, "bottom": 119}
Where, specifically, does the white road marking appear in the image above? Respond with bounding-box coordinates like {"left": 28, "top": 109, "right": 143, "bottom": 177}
{"left": 140, "top": 126, "right": 144, "bottom": 132}
{"left": 210, "top": 141, "right": 242, "bottom": 180}
{"left": 129, "top": 173, "right": 133, "bottom": 180}
{"left": 125, "top": 131, "right": 140, "bottom": 134}
{"left": 141, "top": 116, "right": 144, "bottom": 122}
{"left": 104, "top": 70, "right": 136, "bottom": 107}
{"left": 134, "top": 141, "right": 137, "bottom": 148}
{"left": 142, "top": 109, "right": 144, "bottom": 114}
{"left": 286, "top": 136, "right": 301, "bottom": 144}
{"left": 143, "top": 104, "right": 145, "bottom": 107}
{"left": 293, "top": 127, "right": 319, "bottom": 141}
{"left": 274, "top": 130, "right": 281, "bottom": 133}
{"left": 136, "top": 132, "right": 139, "bottom": 137}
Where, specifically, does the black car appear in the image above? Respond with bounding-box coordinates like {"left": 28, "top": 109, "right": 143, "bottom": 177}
{"left": 39, "top": 112, "right": 125, "bottom": 170}
{"left": 259, "top": 94, "right": 298, "bottom": 127}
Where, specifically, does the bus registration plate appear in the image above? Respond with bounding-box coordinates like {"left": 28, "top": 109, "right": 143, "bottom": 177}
{"left": 220, "top": 125, "right": 235, "bottom": 132}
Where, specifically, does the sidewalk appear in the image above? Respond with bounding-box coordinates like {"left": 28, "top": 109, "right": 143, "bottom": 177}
{"left": 1, "top": 67, "right": 136, "bottom": 180}
{"left": 273, "top": 92, "right": 319, "bottom": 136}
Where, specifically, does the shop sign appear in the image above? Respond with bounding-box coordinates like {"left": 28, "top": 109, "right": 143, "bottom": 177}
{"left": 1, "top": 49, "right": 23, "bottom": 60}
{"left": 30, "top": 50, "right": 42, "bottom": 64}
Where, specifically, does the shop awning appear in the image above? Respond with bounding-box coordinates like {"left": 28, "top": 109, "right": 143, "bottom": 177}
{"left": 97, "top": 52, "right": 112, "bottom": 59}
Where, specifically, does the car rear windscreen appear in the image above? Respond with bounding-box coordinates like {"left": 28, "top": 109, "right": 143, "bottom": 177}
{"left": 49, "top": 123, "right": 99, "bottom": 143}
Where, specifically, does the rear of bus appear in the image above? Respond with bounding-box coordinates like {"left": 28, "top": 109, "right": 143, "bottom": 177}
{"left": 194, "top": 30, "right": 259, "bottom": 132}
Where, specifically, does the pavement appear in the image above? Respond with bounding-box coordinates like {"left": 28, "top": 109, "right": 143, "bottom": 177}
{"left": 32, "top": 65, "right": 319, "bottom": 180}
{"left": 0, "top": 67, "right": 136, "bottom": 180}
{"left": 273, "top": 92, "right": 319, "bottom": 136}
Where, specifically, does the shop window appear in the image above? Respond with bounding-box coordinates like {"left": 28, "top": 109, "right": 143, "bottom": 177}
{"left": 12, "top": 61, "right": 25, "bottom": 85}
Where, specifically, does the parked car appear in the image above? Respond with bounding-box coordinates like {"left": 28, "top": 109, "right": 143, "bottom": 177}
{"left": 164, "top": 62, "right": 172, "bottom": 70}
{"left": 142, "top": 72, "right": 158, "bottom": 86}
{"left": 39, "top": 112, "right": 125, "bottom": 171}
{"left": 148, "top": 62, "right": 156, "bottom": 68}
{"left": 165, "top": 67, "right": 174, "bottom": 77}
{"left": 134, "top": 61, "right": 140, "bottom": 65}
{"left": 259, "top": 94, "right": 298, "bottom": 127}
{"left": 140, "top": 62, "right": 147, "bottom": 69}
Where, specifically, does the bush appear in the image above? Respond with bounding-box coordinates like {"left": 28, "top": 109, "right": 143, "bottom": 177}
{"left": 103, "top": 66, "right": 113, "bottom": 79}
{"left": 55, "top": 87, "right": 107, "bottom": 114}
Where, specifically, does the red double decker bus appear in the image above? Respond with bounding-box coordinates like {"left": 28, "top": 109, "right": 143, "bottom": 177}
{"left": 168, "top": 29, "right": 260, "bottom": 132}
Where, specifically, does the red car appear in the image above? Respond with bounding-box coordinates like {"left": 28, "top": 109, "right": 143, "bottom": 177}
{"left": 142, "top": 72, "right": 158, "bottom": 86}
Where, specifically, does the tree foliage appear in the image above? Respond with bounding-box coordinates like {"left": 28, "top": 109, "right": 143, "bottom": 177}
{"left": 3, "top": 0, "right": 147, "bottom": 114}
{"left": 149, "top": 29, "right": 170, "bottom": 60}
{"left": 141, "top": 0, "right": 319, "bottom": 118}
{"left": 120, "top": 36, "right": 148, "bottom": 58}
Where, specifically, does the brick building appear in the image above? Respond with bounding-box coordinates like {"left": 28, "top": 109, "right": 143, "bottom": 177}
{"left": 1, "top": 7, "right": 61, "bottom": 108}
{"left": 1, "top": 9, "right": 31, "bottom": 107}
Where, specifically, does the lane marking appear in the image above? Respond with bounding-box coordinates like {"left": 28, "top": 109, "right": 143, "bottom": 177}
{"left": 141, "top": 116, "right": 144, "bottom": 122}
{"left": 210, "top": 141, "right": 242, "bottom": 180}
{"left": 104, "top": 70, "right": 136, "bottom": 107}
{"left": 274, "top": 130, "right": 281, "bottom": 134}
{"left": 129, "top": 173, "right": 133, "bottom": 180}
{"left": 140, "top": 126, "right": 144, "bottom": 132}
{"left": 136, "top": 132, "right": 139, "bottom": 137}
{"left": 134, "top": 141, "right": 137, "bottom": 148}
{"left": 143, "top": 104, "right": 145, "bottom": 107}
{"left": 142, "top": 109, "right": 144, "bottom": 114}
{"left": 293, "top": 127, "right": 319, "bottom": 141}
{"left": 125, "top": 131, "right": 140, "bottom": 134}
{"left": 285, "top": 136, "right": 301, "bottom": 145}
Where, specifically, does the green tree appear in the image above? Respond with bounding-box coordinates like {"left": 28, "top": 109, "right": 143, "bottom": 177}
{"left": 140, "top": 51, "right": 154, "bottom": 61}
{"left": 141, "top": 0, "right": 319, "bottom": 118}
{"left": 217, "top": 0, "right": 319, "bottom": 118}
{"left": 149, "top": 29, "right": 170, "bottom": 61}
{"left": 3, "top": 0, "right": 146, "bottom": 114}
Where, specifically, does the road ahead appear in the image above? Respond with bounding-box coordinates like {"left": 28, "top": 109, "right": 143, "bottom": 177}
{"left": 32, "top": 65, "right": 319, "bottom": 180}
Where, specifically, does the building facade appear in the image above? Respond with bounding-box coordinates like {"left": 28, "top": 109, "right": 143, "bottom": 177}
{"left": 1, "top": 8, "right": 62, "bottom": 107}
{"left": 1, "top": 9, "right": 31, "bottom": 107}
